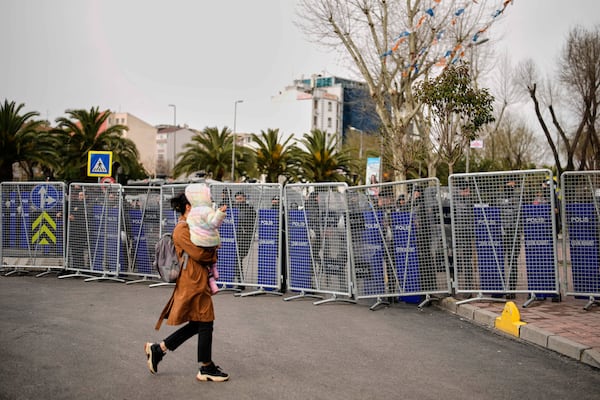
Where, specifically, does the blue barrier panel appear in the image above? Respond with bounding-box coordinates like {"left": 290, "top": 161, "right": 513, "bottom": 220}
{"left": 19, "top": 192, "right": 30, "bottom": 249}
{"left": 566, "top": 203, "right": 600, "bottom": 293}
{"left": 391, "top": 211, "right": 421, "bottom": 298}
{"left": 128, "top": 209, "right": 152, "bottom": 274}
{"left": 217, "top": 208, "right": 237, "bottom": 283}
{"left": 362, "top": 211, "right": 386, "bottom": 295}
{"left": 8, "top": 191, "right": 17, "bottom": 248}
{"left": 90, "top": 205, "right": 124, "bottom": 273}
{"left": 287, "top": 209, "right": 312, "bottom": 289}
{"left": 474, "top": 206, "right": 505, "bottom": 291}
{"left": 523, "top": 204, "right": 556, "bottom": 293}
{"left": 257, "top": 209, "right": 278, "bottom": 287}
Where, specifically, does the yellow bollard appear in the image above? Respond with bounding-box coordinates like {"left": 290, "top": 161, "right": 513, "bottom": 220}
{"left": 495, "top": 301, "right": 526, "bottom": 337}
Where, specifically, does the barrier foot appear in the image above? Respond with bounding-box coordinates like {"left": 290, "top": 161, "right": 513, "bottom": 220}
{"left": 4, "top": 268, "right": 30, "bottom": 277}
{"left": 370, "top": 297, "right": 390, "bottom": 311}
{"left": 583, "top": 296, "right": 599, "bottom": 311}
{"left": 149, "top": 282, "right": 175, "bottom": 288}
{"left": 417, "top": 294, "right": 439, "bottom": 310}
{"left": 313, "top": 293, "right": 356, "bottom": 306}
{"left": 283, "top": 291, "right": 324, "bottom": 302}
{"left": 522, "top": 293, "right": 538, "bottom": 308}
{"left": 456, "top": 292, "right": 506, "bottom": 306}
{"left": 235, "top": 287, "right": 283, "bottom": 297}
{"left": 36, "top": 268, "right": 62, "bottom": 278}
{"left": 218, "top": 286, "right": 242, "bottom": 295}
{"left": 126, "top": 276, "right": 161, "bottom": 285}
{"left": 58, "top": 270, "right": 96, "bottom": 280}
{"left": 84, "top": 273, "right": 126, "bottom": 283}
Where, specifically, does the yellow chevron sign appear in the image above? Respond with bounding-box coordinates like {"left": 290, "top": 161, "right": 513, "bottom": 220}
{"left": 32, "top": 212, "right": 57, "bottom": 245}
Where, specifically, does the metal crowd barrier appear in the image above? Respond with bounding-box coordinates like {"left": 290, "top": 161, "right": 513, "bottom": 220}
{"left": 283, "top": 182, "right": 355, "bottom": 305}
{"left": 560, "top": 171, "right": 600, "bottom": 310}
{"left": 208, "top": 183, "right": 283, "bottom": 296}
{"left": 60, "top": 183, "right": 125, "bottom": 282}
{"left": 449, "top": 170, "right": 560, "bottom": 307}
{"left": 5, "top": 173, "right": 599, "bottom": 313}
{"left": 347, "top": 178, "right": 452, "bottom": 309}
{"left": 121, "top": 186, "right": 162, "bottom": 284}
{"left": 1, "top": 181, "right": 66, "bottom": 276}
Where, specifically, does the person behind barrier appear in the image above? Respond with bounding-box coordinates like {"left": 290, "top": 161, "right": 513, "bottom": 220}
{"left": 271, "top": 195, "right": 280, "bottom": 209}
{"left": 453, "top": 179, "right": 475, "bottom": 292}
{"left": 68, "top": 189, "right": 88, "bottom": 269}
{"left": 499, "top": 177, "right": 522, "bottom": 298}
{"left": 305, "top": 190, "right": 322, "bottom": 267}
{"left": 232, "top": 191, "right": 256, "bottom": 286}
{"left": 145, "top": 191, "right": 229, "bottom": 382}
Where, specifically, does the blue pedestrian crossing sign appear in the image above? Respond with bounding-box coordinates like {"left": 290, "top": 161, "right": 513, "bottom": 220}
{"left": 87, "top": 151, "right": 113, "bottom": 177}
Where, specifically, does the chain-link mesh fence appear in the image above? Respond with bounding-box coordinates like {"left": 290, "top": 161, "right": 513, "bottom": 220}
{"left": 121, "top": 186, "right": 162, "bottom": 283}
{"left": 283, "top": 183, "right": 353, "bottom": 304}
{"left": 347, "top": 178, "right": 451, "bottom": 308}
{"left": 1, "top": 182, "right": 66, "bottom": 276}
{"left": 208, "top": 183, "right": 282, "bottom": 294}
{"left": 61, "top": 183, "right": 125, "bottom": 282}
{"left": 560, "top": 171, "right": 600, "bottom": 309}
{"left": 449, "top": 170, "right": 559, "bottom": 304}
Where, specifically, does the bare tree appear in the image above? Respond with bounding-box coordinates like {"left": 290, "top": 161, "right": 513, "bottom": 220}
{"left": 516, "top": 25, "right": 600, "bottom": 174}
{"left": 295, "top": 0, "right": 509, "bottom": 180}
{"left": 483, "top": 112, "right": 540, "bottom": 170}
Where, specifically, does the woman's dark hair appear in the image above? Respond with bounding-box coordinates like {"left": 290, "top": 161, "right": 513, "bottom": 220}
{"left": 170, "top": 192, "right": 190, "bottom": 215}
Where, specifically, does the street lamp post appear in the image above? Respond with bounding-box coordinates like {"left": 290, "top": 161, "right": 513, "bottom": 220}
{"left": 168, "top": 104, "right": 176, "bottom": 175}
{"left": 231, "top": 100, "right": 243, "bottom": 181}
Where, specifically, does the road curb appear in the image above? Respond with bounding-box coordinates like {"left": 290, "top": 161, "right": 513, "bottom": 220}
{"left": 435, "top": 297, "right": 599, "bottom": 369}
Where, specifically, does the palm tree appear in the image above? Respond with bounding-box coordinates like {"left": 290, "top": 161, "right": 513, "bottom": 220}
{"left": 0, "top": 100, "right": 53, "bottom": 182}
{"left": 53, "top": 107, "right": 136, "bottom": 182}
{"left": 175, "top": 126, "right": 239, "bottom": 181}
{"left": 296, "top": 129, "right": 355, "bottom": 183}
{"left": 252, "top": 128, "right": 299, "bottom": 183}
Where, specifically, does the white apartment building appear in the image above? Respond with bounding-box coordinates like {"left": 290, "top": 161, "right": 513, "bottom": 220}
{"left": 107, "top": 112, "right": 158, "bottom": 176}
{"left": 155, "top": 125, "right": 196, "bottom": 177}
{"left": 269, "top": 75, "right": 343, "bottom": 149}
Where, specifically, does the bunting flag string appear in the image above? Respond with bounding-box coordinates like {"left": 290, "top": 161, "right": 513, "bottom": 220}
{"left": 381, "top": 0, "right": 514, "bottom": 73}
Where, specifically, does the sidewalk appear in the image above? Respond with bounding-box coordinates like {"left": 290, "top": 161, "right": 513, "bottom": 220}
{"left": 435, "top": 293, "right": 600, "bottom": 369}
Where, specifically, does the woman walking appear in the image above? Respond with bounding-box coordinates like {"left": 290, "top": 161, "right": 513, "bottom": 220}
{"left": 145, "top": 189, "right": 229, "bottom": 382}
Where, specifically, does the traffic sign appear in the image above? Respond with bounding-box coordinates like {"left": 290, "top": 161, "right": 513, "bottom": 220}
{"left": 30, "top": 184, "right": 58, "bottom": 210}
{"left": 88, "top": 151, "right": 113, "bottom": 177}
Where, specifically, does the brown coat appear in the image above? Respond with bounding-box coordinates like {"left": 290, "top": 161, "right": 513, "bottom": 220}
{"left": 155, "top": 218, "right": 216, "bottom": 330}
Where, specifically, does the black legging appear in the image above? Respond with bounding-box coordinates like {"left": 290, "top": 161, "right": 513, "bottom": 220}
{"left": 163, "top": 321, "right": 213, "bottom": 363}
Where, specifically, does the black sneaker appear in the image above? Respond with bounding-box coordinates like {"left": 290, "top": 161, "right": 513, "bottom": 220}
{"left": 196, "top": 362, "right": 229, "bottom": 382}
{"left": 144, "top": 342, "right": 164, "bottom": 374}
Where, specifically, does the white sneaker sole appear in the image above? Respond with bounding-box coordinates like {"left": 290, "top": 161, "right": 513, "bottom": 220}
{"left": 144, "top": 342, "right": 157, "bottom": 374}
{"left": 196, "top": 373, "right": 229, "bottom": 382}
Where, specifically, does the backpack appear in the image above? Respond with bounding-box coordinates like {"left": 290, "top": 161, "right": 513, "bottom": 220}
{"left": 153, "top": 232, "right": 188, "bottom": 283}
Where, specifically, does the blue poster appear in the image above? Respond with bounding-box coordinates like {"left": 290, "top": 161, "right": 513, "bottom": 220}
{"left": 286, "top": 209, "right": 312, "bottom": 290}
{"left": 391, "top": 211, "right": 421, "bottom": 295}
{"left": 523, "top": 204, "right": 557, "bottom": 293}
{"left": 566, "top": 203, "right": 600, "bottom": 293}
{"left": 257, "top": 209, "right": 279, "bottom": 287}
{"left": 474, "top": 206, "right": 505, "bottom": 291}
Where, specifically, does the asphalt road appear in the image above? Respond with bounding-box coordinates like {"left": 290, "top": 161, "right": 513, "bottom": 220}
{"left": 0, "top": 275, "right": 598, "bottom": 400}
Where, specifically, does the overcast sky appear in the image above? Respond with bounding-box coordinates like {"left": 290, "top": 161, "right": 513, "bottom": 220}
{"left": 1, "top": 0, "right": 598, "bottom": 135}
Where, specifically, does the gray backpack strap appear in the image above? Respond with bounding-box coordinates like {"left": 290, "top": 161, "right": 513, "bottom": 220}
{"left": 181, "top": 252, "right": 189, "bottom": 270}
